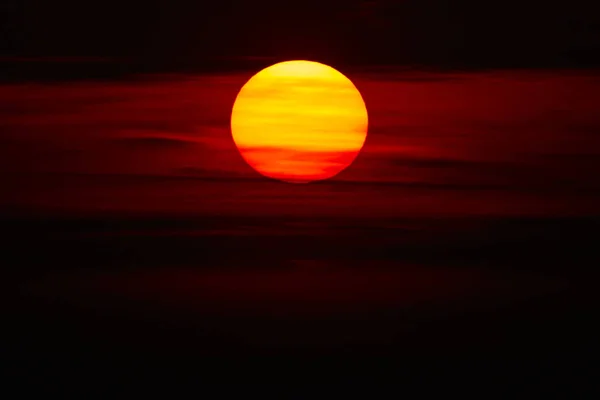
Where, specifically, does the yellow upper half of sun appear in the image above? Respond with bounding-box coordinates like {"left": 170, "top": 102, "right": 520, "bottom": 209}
{"left": 230, "top": 61, "right": 368, "bottom": 182}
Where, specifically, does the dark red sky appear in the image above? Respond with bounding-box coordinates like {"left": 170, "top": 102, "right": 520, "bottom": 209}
{"left": 1, "top": 70, "right": 599, "bottom": 217}
{"left": 1, "top": 4, "right": 599, "bottom": 375}
{"left": 1, "top": 2, "right": 599, "bottom": 217}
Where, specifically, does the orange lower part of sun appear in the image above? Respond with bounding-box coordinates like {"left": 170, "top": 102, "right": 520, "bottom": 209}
{"left": 231, "top": 60, "right": 368, "bottom": 183}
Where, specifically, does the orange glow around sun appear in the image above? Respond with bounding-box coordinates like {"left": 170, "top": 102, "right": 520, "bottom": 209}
{"left": 231, "top": 60, "right": 368, "bottom": 183}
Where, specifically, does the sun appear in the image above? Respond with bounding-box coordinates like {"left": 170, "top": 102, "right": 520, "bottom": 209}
{"left": 230, "top": 60, "right": 368, "bottom": 183}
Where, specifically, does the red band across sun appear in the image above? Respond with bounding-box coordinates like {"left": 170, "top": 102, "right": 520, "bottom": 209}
{"left": 231, "top": 60, "right": 369, "bottom": 183}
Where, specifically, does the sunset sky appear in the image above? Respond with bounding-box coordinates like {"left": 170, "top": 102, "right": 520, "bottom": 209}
{"left": 2, "top": 1, "right": 600, "bottom": 392}
{"left": 1, "top": 69, "right": 599, "bottom": 218}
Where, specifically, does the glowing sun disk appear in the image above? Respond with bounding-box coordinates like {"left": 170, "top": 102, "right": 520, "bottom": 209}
{"left": 230, "top": 60, "right": 369, "bottom": 183}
